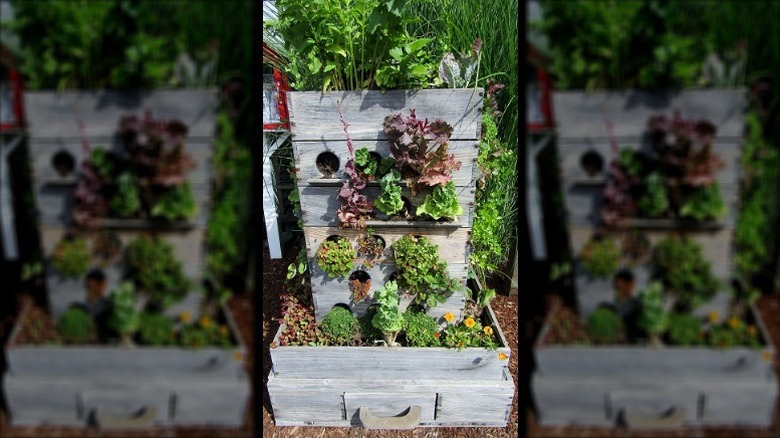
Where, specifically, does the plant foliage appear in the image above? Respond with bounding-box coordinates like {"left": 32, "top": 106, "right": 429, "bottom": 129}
{"left": 391, "top": 234, "right": 459, "bottom": 310}
{"left": 316, "top": 238, "right": 356, "bottom": 279}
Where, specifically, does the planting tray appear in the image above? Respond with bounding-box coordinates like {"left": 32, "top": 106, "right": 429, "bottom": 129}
{"left": 266, "top": 305, "right": 514, "bottom": 428}
{"left": 532, "top": 302, "right": 778, "bottom": 428}
{"left": 3, "top": 302, "right": 249, "bottom": 428}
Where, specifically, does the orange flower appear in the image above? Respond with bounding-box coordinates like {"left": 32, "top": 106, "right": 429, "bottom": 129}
{"left": 457, "top": 341, "right": 464, "bottom": 349}
{"left": 232, "top": 351, "right": 244, "bottom": 362}
{"left": 199, "top": 315, "right": 213, "bottom": 329}
{"left": 464, "top": 317, "right": 476, "bottom": 328}
{"left": 498, "top": 352, "right": 508, "bottom": 361}
{"left": 747, "top": 325, "right": 758, "bottom": 337}
{"left": 433, "top": 332, "right": 441, "bottom": 339}
{"left": 762, "top": 351, "right": 773, "bottom": 363}
{"left": 483, "top": 326, "right": 493, "bottom": 336}
{"left": 179, "top": 311, "right": 191, "bottom": 323}
{"left": 707, "top": 311, "right": 719, "bottom": 323}
{"left": 443, "top": 312, "right": 455, "bottom": 323}
{"left": 218, "top": 325, "right": 229, "bottom": 337}
{"left": 727, "top": 316, "right": 741, "bottom": 330}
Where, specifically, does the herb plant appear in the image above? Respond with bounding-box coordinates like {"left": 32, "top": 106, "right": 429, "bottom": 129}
{"left": 579, "top": 235, "right": 620, "bottom": 279}
{"left": 653, "top": 235, "right": 720, "bottom": 311}
{"left": 138, "top": 312, "right": 175, "bottom": 346}
{"left": 679, "top": 182, "right": 726, "bottom": 221}
{"left": 391, "top": 234, "right": 459, "bottom": 310}
{"left": 57, "top": 307, "right": 96, "bottom": 344}
{"left": 667, "top": 312, "right": 703, "bottom": 346}
{"left": 403, "top": 310, "right": 440, "bottom": 347}
{"left": 371, "top": 281, "right": 404, "bottom": 347}
{"left": 315, "top": 238, "right": 356, "bottom": 279}
{"left": 374, "top": 169, "right": 405, "bottom": 216}
{"left": 321, "top": 307, "right": 359, "bottom": 345}
{"left": 52, "top": 235, "right": 91, "bottom": 279}
{"left": 124, "top": 235, "right": 190, "bottom": 310}
{"left": 585, "top": 307, "right": 625, "bottom": 345}
{"left": 108, "top": 281, "right": 140, "bottom": 342}
{"left": 637, "top": 172, "right": 669, "bottom": 218}
{"left": 151, "top": 181, "right": 198, "bottom": 220}
{"left": 110, "top": 172, "right": 141, "bottom": 218}
{"left": 354, "top": 148, "right": 394, "bottom": 180}
{"left": 636, "top": 281, "right": 669, "bottom": 346}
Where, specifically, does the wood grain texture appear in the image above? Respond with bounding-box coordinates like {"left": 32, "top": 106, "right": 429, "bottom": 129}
{"left": 287, "top": 89, "right": 483, "bottom": 141}
{"left": 266, "top": 375, "right": 514, "bottom": 427}
{"left": 24, "top": 90, "right": 218, "bottom": 139}
{"left": 292, "top": 139, "right": 480, "bottom": 187}
{"left": 552, "top": 89, "right": 746, "bottom": 138}
{"left": 298, "top": 185, "right": 475, "bottom": 228}
{"left": 303, "top": 226, "right": 471, "bottom": 265}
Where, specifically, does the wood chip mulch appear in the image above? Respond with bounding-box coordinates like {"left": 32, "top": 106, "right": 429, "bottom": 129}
{"left": 261, "top": 241, "right": 520, "bottom": 437}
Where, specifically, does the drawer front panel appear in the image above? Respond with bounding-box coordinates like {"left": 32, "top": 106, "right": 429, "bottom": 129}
{"left": 344, "top": 392, "right": 436, "bottom": 427}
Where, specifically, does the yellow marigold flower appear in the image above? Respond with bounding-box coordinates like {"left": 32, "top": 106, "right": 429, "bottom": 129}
{"left": 464, "top": 317, "right": 475, "bottom": 328}
{"left": 747, "top": 325, "right": 758, "bottom": 337}
{"left": 179, "top": 311, "right": 191, "bottom": 323}
{"left": 218, "top": 325, "right": 229, "bottom": 337}
{"left": 433, "top": 332, "right": 441, "bottom": 339}
{"left": 457, "top": 341, "right": 464, "bottom": 348}
{"left": 443, "top": 312, "right": 455, "bottom": 323}
{"left": 232, "top": 351, "right": 244, "bottom": 362}
{"left": 498, "top": 352, "right": 508, "bottom": 361}
{"left": 727, "top": 316, "right": 741, "bottom": 330}
{"left": 707, "top": 311, "right": 719, "bottom": 323}
{"left": 762, "top": 351, "right": 773, "bottom": 363}
{"left": 199, "top": 315, "right": 213, "bottom": 330}
{"left": 483, "top": 326, "right": 493, "bottom": 336}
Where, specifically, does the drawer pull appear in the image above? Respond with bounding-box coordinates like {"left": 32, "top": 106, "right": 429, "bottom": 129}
{"left": 87, "top": 406, "right": 157, "bottom": 429}
{"left": 358, "top": 405, "right": 421, "bottom": 429}
{"left": 618, "top": 406, "right": 685, "bottom": 429}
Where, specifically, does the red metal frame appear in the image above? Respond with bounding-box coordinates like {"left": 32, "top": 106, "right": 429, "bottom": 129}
{"left": 528, "top": 67, "right": 554, "bottom": 133}
{"left": 1, "top": 66, "right": 26, "bottom": 132}
{"left": 263, "top": 68, "right": 290, "bottom": 131}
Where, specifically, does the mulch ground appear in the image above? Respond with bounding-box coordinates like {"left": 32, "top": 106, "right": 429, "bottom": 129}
{"left": 526, "top": 292, "right": 780, "bottom": 438}
{"left": 0, "top": 290, "right": 255, "bottom": 438}
{"left": 261, "top": 240, "right": 520, "bottom": 437}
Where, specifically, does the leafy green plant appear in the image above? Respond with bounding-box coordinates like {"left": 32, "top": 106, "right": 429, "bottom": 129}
{"left": 383, "top": 110, "right": 460, "bottom": 196}
{"left": 321, "top": 307, "right": 359, "bottom": 345}
{"left": 439, "top": 38, "right": 482, "bottom": 88}
{"left": 270, "top": 0, "right": 435, "bottom": 91}
{"left": 52, "top": 235, "right": 91, "bottom": 279}
{"left": 110, "top": 172, "right": 141, "bottom": 218}
{"left": 667, "top": 312, "right": 703, "bottom": 346}
{"left": 374, "top": 169, "right": 405, "bottom": 216}
{"left": 316, "top": 238, "right": 356, "bottom": 278}
{"left": 391, "top": 234, "right": 459, "bottom": 310}
{"left": 108, "top": 281, "right": 140, "bottom": 341}
{"left": 653, "top": 235, "right": 720, "bottom": 311}
{"left": 372, "top": 281, "right": 404, "bottom": 347}
{"left": 57, "top": 307, "right": 96, "bottom": 344}
{"left": 138, "top": 312, "right": 175, "bottom": 346}
{"left": 403, "top": 310, "right": 440, "bottom": 347}
{"left": 416, "top": 181, "right": 463, "bottom": 221}
{"left": 276, "top": 294, "right": 327, "bottom": 347}
{"left": 124, "top": 235, "right": 189, "bottom": 310}
{"left": 178, "top": 314, "right": 232, "bottom": 349}
{"left": 638, "top": 172, "right": 669, "bottom": 218}
{"left": 585, "top": 307, "right": 625, "bottom": 345}
{"left": 680, "top": 182, "right": 727, "bottom": 221}
{"left": 636, "top": 281, "right": 669, "bottom": 345}
{"left": 286, "top": 247, "right": 308, "bottom": 283}
{"left": 151, "top": 182, "right": 198, "bottom": 220}
{"left": 354, "top": 148, "right": 394, "bottom": 180}
{"left": 579, "top": 235, "right": 620, "bottom": 279}
{"left": 359, "top": 305, "right": 382, "bottom": 343}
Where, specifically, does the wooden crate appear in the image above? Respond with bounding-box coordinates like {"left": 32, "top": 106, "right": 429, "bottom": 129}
{"left": 267, "top": 305, "right": 514, "bottom": 427}
{"left": 533, "top": 303, "right": 777, "bottom": 427}
{"left": 4, "top": 303, "right": 249, "bottom": 427}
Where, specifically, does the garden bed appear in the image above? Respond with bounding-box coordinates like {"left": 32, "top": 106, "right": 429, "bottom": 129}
{"left": 532, "top": 295, "right": 777, "bottom": 428}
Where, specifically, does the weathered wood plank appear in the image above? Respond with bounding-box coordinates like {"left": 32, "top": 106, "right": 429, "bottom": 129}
{"left": 552, "top": 89, "right": 746, "bottom": 138}
{"left": 298, "top": 185, "right": 475, "bottom": 228}
{"left": 287, "top": 89, "right": 483, "bottom": 141}
{"left": 266, "top": 375, "right": 514, "bottom": 427}
{"left": 24, "top": 90, "right": 218, "bottom": 139}
{"left": 292, "top": 139, "right": 479, "bottom": 186}
{"left": 303, "top": 226, "right": 471, "bottom": 265}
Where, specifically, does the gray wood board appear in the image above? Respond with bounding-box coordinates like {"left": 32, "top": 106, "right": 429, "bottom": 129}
{"left": 267, "top": 374, "right": 514, "bottom": 427}
{"left": 298, "top": 185, "right": 475, "bottom": 228}
{"left": 24, "top": 90, "right": 218, "bottom": 139}
{"left": 534, "top": 347, "right": 775, "bottom": 383}
{"left": 287, "top": 89, "right": 483, "bottom": 141}
{"left": 304, "top": 226, "right": 472, "bottom": 265}
{"left": 552, "top": 89, "right": 746, "bottom": 139}
{"left": 293, "top": 139, "right": 480, "bottom": 186}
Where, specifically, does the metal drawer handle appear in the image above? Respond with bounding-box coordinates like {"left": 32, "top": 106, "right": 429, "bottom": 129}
{"left": 87, "top": 406, "right": 157, "bottom": 429}
{"left": 358, "top": 405, "right": 421, "bottom": 429}
{"left": 618, "top": 406, "right": 685, "bottom": 429}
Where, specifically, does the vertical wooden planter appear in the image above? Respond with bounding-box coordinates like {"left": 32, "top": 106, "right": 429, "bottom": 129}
{"left": 267, "top": 88, "right": 515, "bottom": 428}
{"left": 4, "top": 90, "right": 250, "bottom": 428}
{"left": 533, "top": 89, "right": 779, "bottom": 428}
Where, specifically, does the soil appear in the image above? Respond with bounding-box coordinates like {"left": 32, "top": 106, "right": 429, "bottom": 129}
{"left": 526, "top": 291, "right": 780, "bottom": 437}
{"left": 0, "top": 291, "right": 255, "bottom": 438}
{"left": 262, "top": 239, "right": 520, "bottom": 437}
